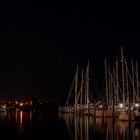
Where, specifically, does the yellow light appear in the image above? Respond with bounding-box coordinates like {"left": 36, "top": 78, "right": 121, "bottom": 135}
{"left": 30, "top": 101, "right": 32, "bottom": 106}
{"left": 20, "top": 103, "right": 23, "bottom": 106}
{"left": 15, "top": 101, "right": 18, "bottom": 104}
{"left": 2, "top": 105, "right": 6, "bottom": 109}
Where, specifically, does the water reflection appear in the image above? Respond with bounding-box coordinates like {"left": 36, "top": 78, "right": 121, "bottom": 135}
{"left": 134, "top": 123, "right": 140, "bottom": 140}
{"left": 58, "top": 113, "right": 140, "bottom": 140}
{"left": 0, "top": 109, "right": 61, "bottom": 140}
{"left": 6, "top": 110, "right": 33, "bottom": 132}
{"left": 0, "top": 111, "right": 6, "bottom": 120}
{"left": 19, "top": 111, "right": 24, "bottom": 131}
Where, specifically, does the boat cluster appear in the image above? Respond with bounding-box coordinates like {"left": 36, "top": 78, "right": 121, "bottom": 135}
{"left": 59, "top": 48, "right": 140, "bottom": 121}
{"left": 59, "top": 102, "right": 140, "bottom": 121}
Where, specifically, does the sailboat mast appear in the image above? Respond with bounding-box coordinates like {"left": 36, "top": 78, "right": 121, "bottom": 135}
{"left": 75, "top": 65, "right": 78, "bottom": 108}
{"left": 113, "top": 67, "right": 116, "bottom": 103}
{"left": 80, "top": 69, "right": 84, "bottom": 105}
{"left": 126, "top": 62, "right": 129, "bottom": 103}
{"left": 121, "top": 47, "right": 125, "bottom": 103}
{"left": 86, "top": 61, "right": 90, "bottom": 108}
{"left": 116, "top": 60, "right": 119, "bottom": 102}
{"left": 108, "top": 67, "right": 111, "bottom": 104}
{"left": 105, "top": 59, "right": 109, "bottom": 103}
{"left": 136, "top": 61, "right": 139, "bottom": 100}
{"left": 131, "top": 58, "right": 135, "bottom": 103}
{"left": 126, "top": 61, "right": 131, "bottom": 121}
{"left": 111, "top": 73, "right": 115, "bottom": 116}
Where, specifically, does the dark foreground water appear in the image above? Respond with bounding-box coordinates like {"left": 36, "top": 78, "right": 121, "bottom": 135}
{"left": 1, "top": 110, "right": 140, "bottom": 140}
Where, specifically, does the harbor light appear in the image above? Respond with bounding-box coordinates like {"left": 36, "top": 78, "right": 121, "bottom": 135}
{"left": 19, "top": 103, "right": 24, "bottom": 107}
{"left": 119, "top": 103, "right": 124, "bottom": 108}
{"left": 135, "top": 103, "right": 140, "bottom": 107}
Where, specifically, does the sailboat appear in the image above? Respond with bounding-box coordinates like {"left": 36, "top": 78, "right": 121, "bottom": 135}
{"left": 59, "top": 61, "right": 93, "bottom": 115}
{"left": 133, "top": 61, "right": 140, "bottom": 121}
{"left": 94, "top": 60, "right": 119, "bottom": 117}
{"left": 118, "top": 48, "right": 135, "bottom": 121}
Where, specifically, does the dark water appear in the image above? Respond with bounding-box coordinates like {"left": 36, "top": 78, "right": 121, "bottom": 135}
{"left": 58, "top": 113, "right": 140, "bottom": 140}
{"left": 1, "top": 110, "right": 140, "bottom": 140}
{"left": 0, "top": 110, "right": 66, "bottom": 140}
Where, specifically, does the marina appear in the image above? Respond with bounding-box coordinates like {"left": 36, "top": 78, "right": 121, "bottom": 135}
{"left": 1, "top": 47, "right": 140, "bottom": 140}
{"left": 0, "top": 107, "right": 140, "bottom": 140}
{"left": 58, "top": 48, "right": 140, "bottom": 121}
{"left": 1, "top": 0, "right": 140, "bottom": 139}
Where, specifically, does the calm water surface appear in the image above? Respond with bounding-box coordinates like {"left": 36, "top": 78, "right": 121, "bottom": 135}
{"left": 0, "top": 110, "right": 66, "bottom": 140}
{"left": 58, "top": 113, "right": 140, "bottom": 140}
{"left": 1, "top": 110, "right": 140, "bottom": 140}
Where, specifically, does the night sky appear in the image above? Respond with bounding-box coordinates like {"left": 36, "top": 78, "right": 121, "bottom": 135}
{"left": 0, "top": 1, "right": 140, "bottom": 101}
